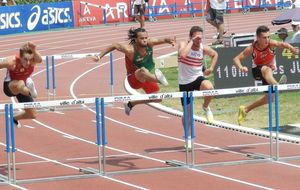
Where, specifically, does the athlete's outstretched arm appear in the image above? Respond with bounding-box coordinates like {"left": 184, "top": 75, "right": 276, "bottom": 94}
{"left": 0, "top": 57, "right": 15, "bottom": 70}
{"left": 92, "top": 43, "right": 130, "bottom": 62}
{"left": 233, "top": 46, "right": 252, "bottom": 72}
{"left": 148, "top": 37, "right": 176, "bottom": 47}
{"left": 270, "top": 40, "right": 299, "bottom": 55}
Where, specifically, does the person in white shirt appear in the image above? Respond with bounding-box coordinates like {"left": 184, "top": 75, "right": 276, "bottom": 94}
{"left": 178, "top": 26, "right": 218, "bottom": 150}
{"left": 206, "top": 0, "right": 227, "bottom": 45}
{"left": 133, "top": 0, "right": 146, "bottom": 28}
{"left": 1, "top": 0, "right": 7, "bottom": 6}
{"left": 290, "top": 21, "right": 300, "bottom": 43}
{"left": 292, "top": 0, "right": 300, "bottom": 8}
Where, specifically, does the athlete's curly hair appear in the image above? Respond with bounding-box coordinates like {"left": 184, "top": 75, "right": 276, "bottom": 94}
{"left": 127, "top": 27, "right": 147, "bottom": 45}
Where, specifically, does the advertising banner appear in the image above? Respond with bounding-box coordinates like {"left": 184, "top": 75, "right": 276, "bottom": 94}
{"left": 0, "top": 2, "right": 74, "bottom": 35}
{"left": 73, "top": 0, "right": 204, "bottom": 27}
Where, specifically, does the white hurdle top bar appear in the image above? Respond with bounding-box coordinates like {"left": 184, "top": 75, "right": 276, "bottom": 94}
{"left": 0, "top": 97, "right": 95, "bottom": 110}
{"left": 1, "top": 84, "right": 299, "bottom": 110}
{"left": 52, "top": 52, "right": 100, "bottom": 60}
{"left": 193, "top": 85, "right": 269, "bottom": 97}
{"left": 0, "top": 52, "right": 109, "bottom": 62}
{"left": 104, "top": 92, "right": 184, "bottom": 103}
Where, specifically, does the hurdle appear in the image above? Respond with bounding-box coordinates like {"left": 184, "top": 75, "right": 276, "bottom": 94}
{"left": 124, "top": 83, "right": 300, "bottom": 171}
{"left": 1, "top": 90, "right": 195, "bottom": 182}
{"left": 2, "top": 97, "right": 104, "bottom": 183}
{"left": 2, "top": 84, "right": 300, "bottom": 182}
{"left": 47, "top": 52, "right": 114, "bottom": 102}
{"left": 96, "top": 85, "right": 284, "bottom": 175}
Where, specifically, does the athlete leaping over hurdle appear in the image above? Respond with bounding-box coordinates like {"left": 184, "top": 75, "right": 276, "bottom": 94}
{"left": 92, "top": 27, "right": 176, "bottom": 115}
{"left": 233, "top": 25, "right": 299, "bottom": 125}
{"left": 0, "top": 42, "right": 42, "bottom": 128}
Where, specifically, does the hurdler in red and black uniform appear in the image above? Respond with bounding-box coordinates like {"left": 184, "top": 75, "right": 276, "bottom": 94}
{"left": 233, "top": 25, "right": 299, "bottom": 126}
{"left": 251, "top": 40, "right": 276, "bottom": 85}
{"left": 0, "top": 42, "right": 43, "bottom": 128}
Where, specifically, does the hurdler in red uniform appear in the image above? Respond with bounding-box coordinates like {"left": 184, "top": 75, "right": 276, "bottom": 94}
{"left": 233, "top": 25, "right": 299, "bottom": 125}
{"left": 0, "top": 42, "right": 43, "bottom": 128}
{"left": 251, "top": 40, "right": 276, "bottom": 84}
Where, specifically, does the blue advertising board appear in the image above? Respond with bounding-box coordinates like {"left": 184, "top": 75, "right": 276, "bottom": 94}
{"left": 0, "top": 2, "right": 74, "bottom": 35}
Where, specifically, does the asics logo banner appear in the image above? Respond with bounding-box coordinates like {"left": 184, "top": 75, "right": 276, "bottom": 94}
{"left": 0, "top": 12, "right": 21, "bottom": 29}
{"left": 27, "top": 5, "right": 71, "bottom": 31}
{"left": 27, "top": 5, "right": 41, "bottom": 31}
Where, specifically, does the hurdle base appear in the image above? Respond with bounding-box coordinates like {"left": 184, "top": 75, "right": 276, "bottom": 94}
{"left": 246, "top": 153, "right": 270, "bottom": 159}
{"left": 79, "top": 167, "right": 100, "bottom": 175}
{"left": 165, "top": 160, "right": 186, "bottom": 167}
{"left": 0, "top": 174, "right": 8, "bottom": 182}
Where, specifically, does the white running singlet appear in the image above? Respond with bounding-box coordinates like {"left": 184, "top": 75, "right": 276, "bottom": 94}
{"left": 178, "top": 43, "right": 204, "bottom": 85}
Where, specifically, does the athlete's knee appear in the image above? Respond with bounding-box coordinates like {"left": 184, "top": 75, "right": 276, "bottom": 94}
{"left": 261, "top": 66, "right": 273, "bottom": 74}
{"left": 140, "top": 67, "right": 148, "bottom": 73}
{"left": 201, "top": 81, "right": 214, "bottom": 90}
{"left": 16, "top": 80, "right": 26, "bottom": 91}
{"left": 138, "top": 67, "right": 150, "bottom": 76}
{"left": 24, "top": 109, "right": 37, "bottom": 119}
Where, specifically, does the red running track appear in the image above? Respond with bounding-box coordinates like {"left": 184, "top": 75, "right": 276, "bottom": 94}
{"left": 0, "top": 10, "right": 300, "bottom": 190}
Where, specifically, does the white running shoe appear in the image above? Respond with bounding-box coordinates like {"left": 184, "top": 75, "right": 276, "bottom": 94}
{"left": 155, "top": 69, "right": 168, "bottom": 86}
{"left": 13, "top": 118, "right": 21, "bottom": 128}
{"left": 279, "top": 74, "right": 287, "bottom": 84}
{"left": 26, "top": 77, "right": 37, "bottom": 98}
{"left": 203, "top": 106, "right": 214, "bottom": 124}
{"left": 124, "top": 102, "right": 131, "bottom": 116}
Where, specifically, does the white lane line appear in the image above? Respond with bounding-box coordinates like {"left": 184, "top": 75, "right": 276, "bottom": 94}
{"left": 63, "top": 135, "right": 76, "bottom": 140}
{"left": 102, "top": 176, "right": 149, "bottom": 190}
{"left": 52, "top": 111, "right": 65, "bottom": 115}
{"left": 113, "top": 107, "right": 125, "bottom": 110}
{"left": 135, "top": 129, "right": 150, "bottom": 134}
{"left": 276, "top": 161, "right": 300, "bottom": 168}
{"left": 227, "top": 142, "right": 272, "bottom": 148}
{"left": 9, "top": 184, "right": 28, "bottom": 190}
{"left": 0, "top": 160, "right": 50, "bottom": 166}
{"left": 191, "top": 168, "right": 275, "bottom": 190}
{"left": 23, "top": 125, "right": 35, "bottom": 129}
{"left": 157, "top": 115, "right": 171, "bottom": 119}
{"left": 66, "top": 153, "right": 134, "bottom": 161}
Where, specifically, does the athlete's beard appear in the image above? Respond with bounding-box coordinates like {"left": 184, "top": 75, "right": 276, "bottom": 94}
{"left": 138, "top": 43, "right": 147, "bottom": 48}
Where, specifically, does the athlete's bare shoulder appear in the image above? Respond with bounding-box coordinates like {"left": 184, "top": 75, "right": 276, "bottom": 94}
{"left": 0, "top": 56, "right": 16, "bottom": 70}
